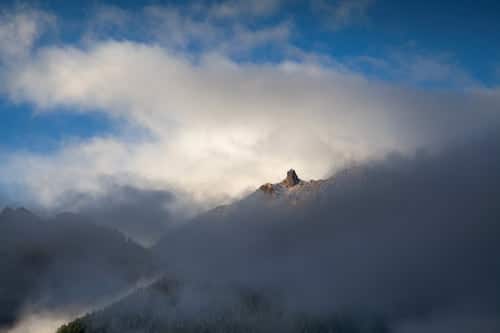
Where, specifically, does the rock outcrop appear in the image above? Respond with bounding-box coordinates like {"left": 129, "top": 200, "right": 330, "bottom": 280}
{"left": 259, "top": 183, "right": 275, "bottom": 194}
{"left": 282, "top": 169, "right": 300, "bottom": 187}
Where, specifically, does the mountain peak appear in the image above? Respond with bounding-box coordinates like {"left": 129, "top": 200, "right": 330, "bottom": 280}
{"left": 259, "top": 169, "right": 302, "bottom": 194}
{"left": 283, "top": 169, "right": 300, "bottom": 187}
{"left": 1, "top": 206, "right": 32, "bottom": 216}
{"left": 0, "top": 206, "right": 38, "bottom": 222}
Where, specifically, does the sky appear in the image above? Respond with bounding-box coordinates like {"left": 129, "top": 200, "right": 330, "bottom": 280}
{"left": 0, "top": 0, "right": 499, "bottom": 212}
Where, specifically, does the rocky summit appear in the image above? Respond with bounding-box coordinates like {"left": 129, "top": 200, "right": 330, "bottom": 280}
{"left": 259, "top": 169, "right": 307, "bottom": 194}
{"left": 257, "top": 169, "right": 326, "bottom": 205}
{"left": 283, "top": 169, "right": 300, "bottom": 187}
{"left": 259, "top": 169, "right": 303, "bottom": 194}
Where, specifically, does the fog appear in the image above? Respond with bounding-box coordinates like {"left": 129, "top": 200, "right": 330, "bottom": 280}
{"left": 2, "top": 130, "right": 499, "bottom": 332}
{"left": 2, "top": 311, "right": 76, "bottom": 333}
{"left": 54, "top": 183, "right": 182, "bottom": 246}
{"left": 0, "top": 207, "right": 157, "bottom": 331}
{"left": 151, "top": 130, "right": 500, "bottom": 332}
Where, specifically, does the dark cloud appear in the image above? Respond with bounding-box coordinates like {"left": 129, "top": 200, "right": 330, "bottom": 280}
{"left": 61, "top": 184, "right": 177, "bottom": 246}
{"left": 0, "top": 208, "right": 156, "bottom": 330}
{"left": 3, "top": 130, "right": 500, "bottom": 332}
{"left": 151, "top": 130, "right": 500, "bottom": 330}
{"left": 0, "top": 183, "right": 181, "bottom": 330}
{"left": 6, "top": 129, "right": 499, "bottom": 332}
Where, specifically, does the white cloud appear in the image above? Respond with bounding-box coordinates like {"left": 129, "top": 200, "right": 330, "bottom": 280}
{"left": 141, "top": 4, "right": 291, "bottom": 56}
{"left": 2, "top": 41, "right": 394, "bottom": 206}
{"left": 0, "top": 4, "right": 499, "bottom": 209}
{"left": 0, "top": 6, "right": 54, "bottom": 64}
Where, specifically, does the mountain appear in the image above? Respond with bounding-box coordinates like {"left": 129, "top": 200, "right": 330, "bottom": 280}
{"left": 0, "top": 207, "right": 156, "bottom": 330}
{"left": 57, "top": 135, "right": 500, "bottom": 333}
{"left": 151, "top": 169, "right": 330, "bottom": 274}
{"left": 57, "top": 169, "right": 391, "bottom": 333}
{"left": 255, "top": 169, "right": 327, "bottom": 205}
{"left": 56, "top": 170, "right": 392, "bottom": 333}
{"left": 57, "top": 277, "right": 388, "bottom": 333}
{"left": 203, "top": 169, "right": 328, "bottom": 220}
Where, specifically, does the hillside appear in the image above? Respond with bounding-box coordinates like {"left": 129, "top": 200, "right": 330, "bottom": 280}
{"left": 0, "top": 208, "right": 156, "bottom": 330}
{"left": 57, "top": 277, "right": 388, "bottom": 333}
{"left": 57, "top": 137, "right": 500, "bottom": 333}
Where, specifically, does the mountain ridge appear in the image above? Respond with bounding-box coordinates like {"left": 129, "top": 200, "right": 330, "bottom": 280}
{"left": 0, "top": 207, "right": 156, "bottom": 330}
{"left": 207, "top": 169, "right": 328, "bottom": 218}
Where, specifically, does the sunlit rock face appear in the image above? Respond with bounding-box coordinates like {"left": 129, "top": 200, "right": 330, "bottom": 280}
{"left": 257, "top": 169, "right": 326, "bottom": 205}
{"left": 259, "top": 169, "right": 305, "bottom": 195}
{"left": 198, "top": 170, "right": 327, "bottom": 219}
{"left": 259, "top": 182, "right": 275, "bottom": 194}
{"left": 283, "top": 169, "right": 301, "bottom": 187}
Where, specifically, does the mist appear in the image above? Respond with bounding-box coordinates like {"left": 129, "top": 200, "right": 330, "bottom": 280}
{"left": 53, "top": 183, "right": 184, "bottom": 246}
{"left": 0, "top": 206, "right": 158, "bottom": 331}
{"left": 2, "top": 121, "right": 499, "bottom": 333}
{"left": 151, "top": 130, "right": 500, "bottom": 332}
{"left": 2, "top": 311, "right": 76, "bottom": 333}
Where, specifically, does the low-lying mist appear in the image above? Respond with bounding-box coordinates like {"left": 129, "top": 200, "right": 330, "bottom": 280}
{"left": 3, "top": 130, "right": 500, "bottom": 333}
{"left": 0, "top": 208, "right": 157, "bottom": 332}
{"left": 152, "top": 131, "right": 500, "bottom": 332}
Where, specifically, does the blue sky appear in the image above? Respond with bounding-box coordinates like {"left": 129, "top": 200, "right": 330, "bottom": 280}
{"left": 1, "top": 0, "right": 499, "bottom": 153}
{"left": 0, "top": 0, "right": 499, "bottom": 207}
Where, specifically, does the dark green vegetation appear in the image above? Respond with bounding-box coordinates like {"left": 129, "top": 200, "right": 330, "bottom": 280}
{"left": 57, "top": 319, "right": 86, "bottom": 333}
{"left": 57, "top": 278, "right": 389, "bottom": 333}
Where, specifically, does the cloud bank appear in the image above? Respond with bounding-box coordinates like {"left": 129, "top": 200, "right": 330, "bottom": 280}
{"left": 0, "top": 2, "right": 499, "bottom": 213}
{"left": 153, "top": 130, "right": 500, "bottom": 332}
